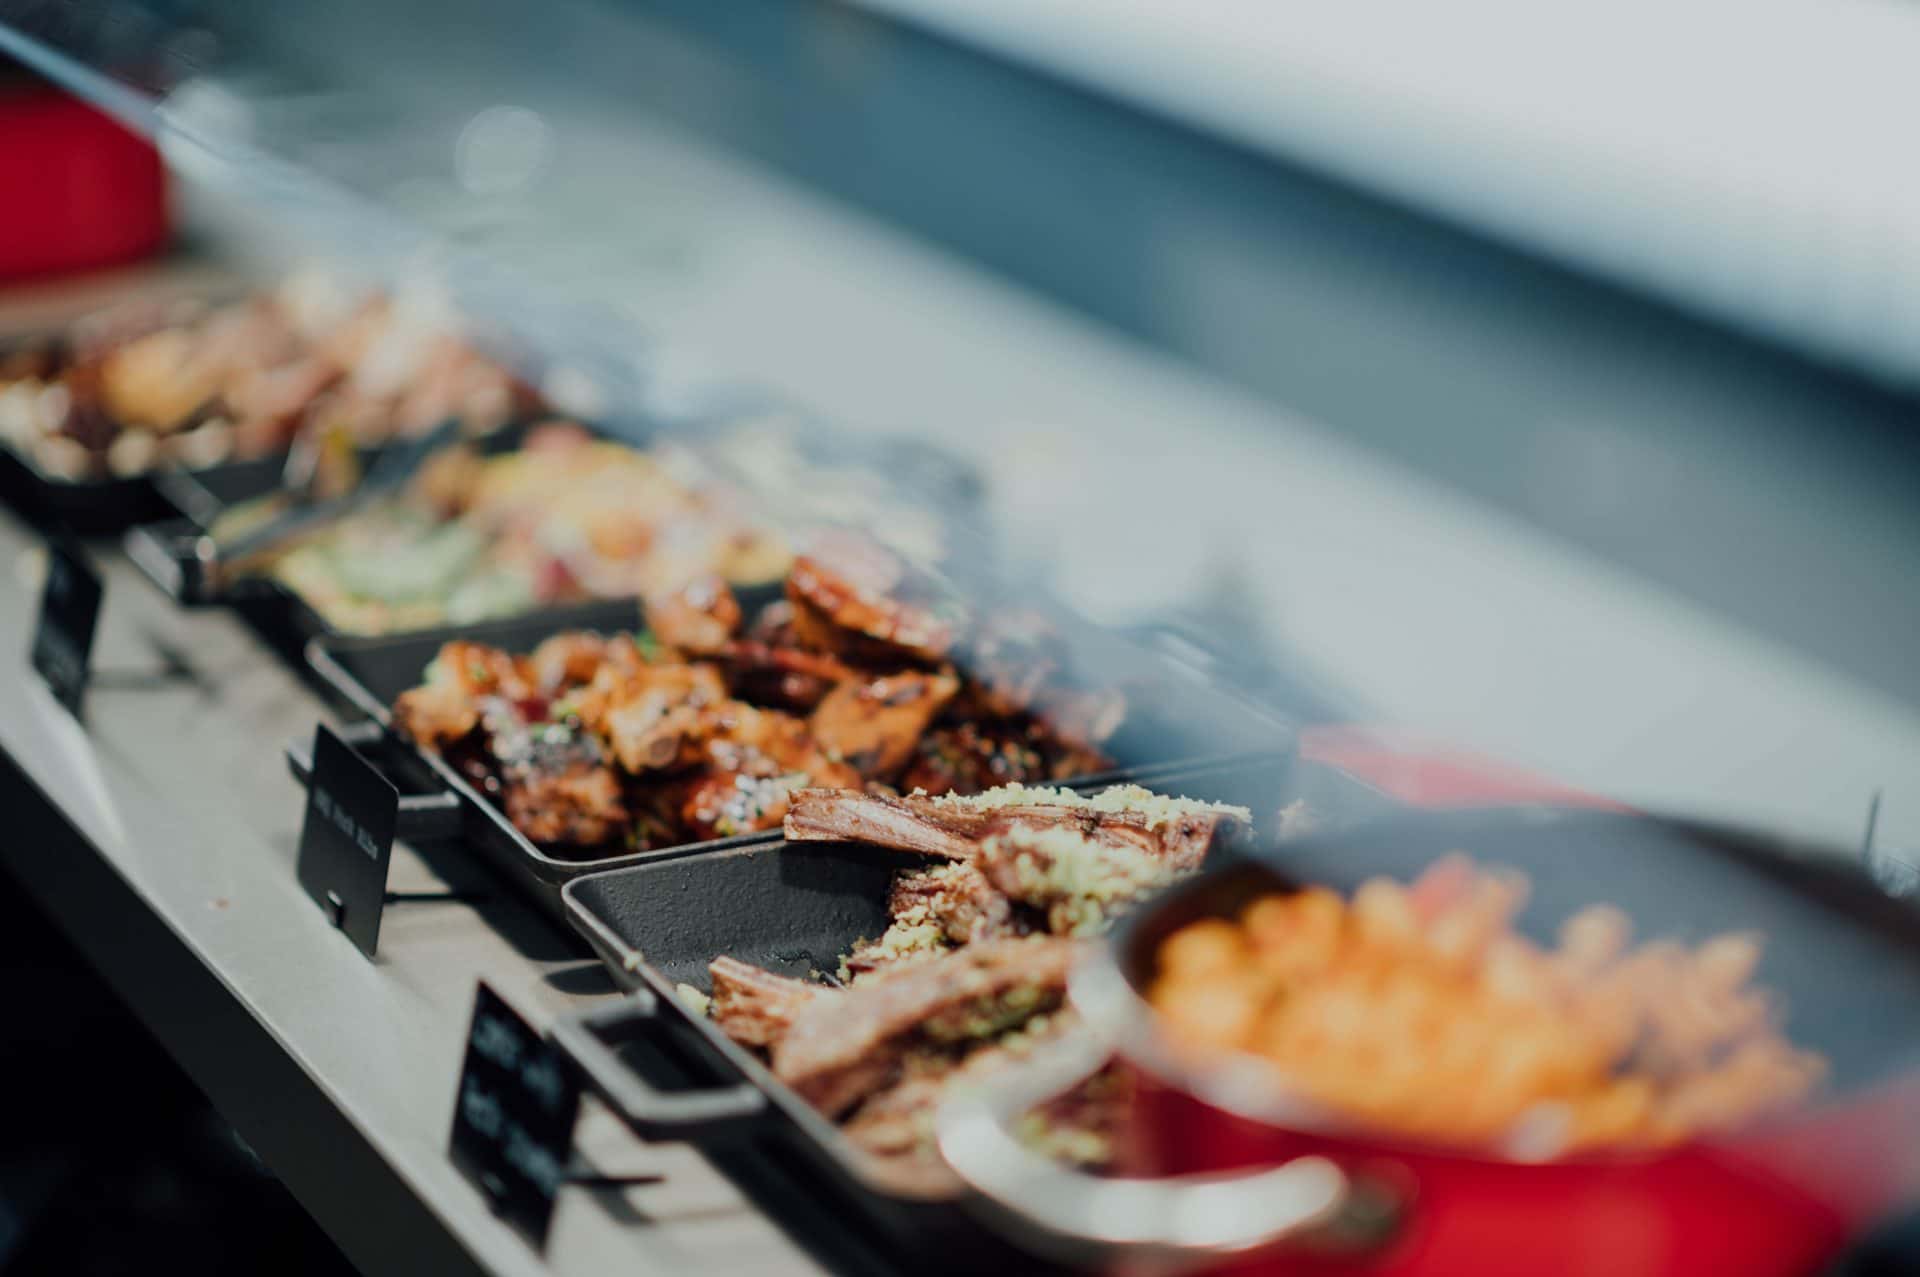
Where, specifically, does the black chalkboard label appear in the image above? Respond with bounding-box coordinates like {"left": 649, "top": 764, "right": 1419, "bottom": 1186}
{"left": 449, "top": 982, "right": 582, "bottom": 1250}
{"left": 31, "top": 539, "right": 102, "bottom": 718}
{"left": 295, "top": 723, "right": 399, "bottom": 958}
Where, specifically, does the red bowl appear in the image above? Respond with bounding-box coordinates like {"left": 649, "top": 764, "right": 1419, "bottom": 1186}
{"left": 940, "top": 808, "right": 1920, "bottom": 1276}
{"left": 0, "top": 84, "right": 167, "bottom": 280}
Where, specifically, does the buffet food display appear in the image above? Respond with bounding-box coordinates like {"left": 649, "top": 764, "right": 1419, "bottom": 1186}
{"left": 0, "top": 274, "right": 530, "bottom": 481}
{"left": 390, "top": 548, "right": 1125, "bottom": 855}
{"left": 700, "top": 782, "right": 1251, "bottom": 1180}
{"left": 4, "top": 269, "right": 1915, "bottom": 1277}
{"left": 219, "top": 421, "right": 787, "bottom": 634}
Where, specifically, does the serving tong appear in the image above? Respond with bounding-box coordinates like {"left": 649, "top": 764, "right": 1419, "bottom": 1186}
{"left": 124, "top": 418, "right": 460, "bottom": 606}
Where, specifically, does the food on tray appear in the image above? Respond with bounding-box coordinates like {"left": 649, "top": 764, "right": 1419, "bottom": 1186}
{"left": 241, "top": 421, "right": 788, "bottom": 633}
{"left": 391, "top": 549, "right": 1134, "bottom": 854}
{"left": 783, "top": 784, "right": 1247, "bottom": 878}
{"left": 0, "top": 275, "right": 533, "bottom": 480}
{"left": 775, "top": 936, "right": 1081, "bottom": 1117}
{"left": 695, "top": 780, "right": 1249, "bottom": 1182}
{"left": 1148, "top": 855, "right": 1827, "bottom": 1156}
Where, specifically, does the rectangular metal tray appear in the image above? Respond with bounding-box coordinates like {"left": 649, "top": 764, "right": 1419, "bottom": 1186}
{"left": 298, "top": 591, "right": 1297, "bottom": 927}
{"left": 0, "top": 445, "right": 178, "bottom": 536}
{"left": 547, "top": 752, "right": 1293, "bottom": 1271}
{"left": 0, "top": 292, "right": 264, "bottom": 536}
{"left": 552, "top": 768, "right": 1920, "bottom": 1271}
{"left": 124, "top": 420, "right": 570, "bottom": 674}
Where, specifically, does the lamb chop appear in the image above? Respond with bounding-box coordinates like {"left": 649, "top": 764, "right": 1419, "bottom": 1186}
{"left": 773, "top": 936, "right": 1080, "bottom": 1118}
{"left": 837, "top": 862, "right": 1017, "bottom": 982}
{"left": 709, "top": 956, "right": 828, "bottom": 1049}
{"left": 842, "top": 1009, "right": 1083, "bottom": 1167}
{"left": 976, "top": 825, "right": 1175, "bottom": 937}
{"left": 888, "top": 862, "right": 1013, "bottom": 946}
{"left": 783, "top": 784, "right": 1251, "bottom": 874}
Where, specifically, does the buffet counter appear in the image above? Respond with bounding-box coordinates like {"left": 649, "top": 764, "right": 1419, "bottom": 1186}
{"left": 0, "top": 507, "right": 826, "bottom": 1277}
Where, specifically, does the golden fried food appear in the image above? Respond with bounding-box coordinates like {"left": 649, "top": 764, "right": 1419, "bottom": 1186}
{"left": 1148, "top": 855, "right": 1825, "bottom": 1156}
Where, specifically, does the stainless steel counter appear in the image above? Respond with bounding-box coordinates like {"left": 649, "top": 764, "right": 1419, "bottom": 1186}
{"left": 0, "top": 511, "right": 821, "bottom": 1277}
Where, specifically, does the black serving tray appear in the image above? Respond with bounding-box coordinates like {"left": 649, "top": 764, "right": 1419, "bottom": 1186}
{"left": 0, "top": 445, "right": 178, "bottom": 536}
{"left": 124, "top": 420, "right": 570, "bottom": 672}
{"left": 297, "top": 583, "right": 1295, "bottom": 927}
{"left": 550, "top": 752, "right": 1291, "bottom": 1274}
{"left": 554, "top": 780, "right": 1920, "bottom": 1273}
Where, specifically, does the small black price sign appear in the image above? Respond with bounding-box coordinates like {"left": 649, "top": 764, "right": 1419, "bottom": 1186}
{"left": 450, "top": 983, "right": 582, "bottom": 1250}
{"left": 31, "top": 538, "right": 102, "bottom": 718}
{"left": 295, "top": 724, "right": 399, "bottom": 958}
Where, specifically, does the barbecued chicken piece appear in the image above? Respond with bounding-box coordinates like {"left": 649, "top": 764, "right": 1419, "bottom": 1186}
{"left": 898, "top": 721, "right": 1052, "bottom": 796}
{"left": 718, "top": 634, "right": 856, "bottom": 712}
{"left": 472, "top": 694, "right": 631, "bottom": 848}
{"left": 677, "top": 769, "right": 814, "bottom": 842}
{"left": 709, "top": 956, "right": 829, "bottom": 1050}
{"left": 808, "top": 670, "right": 962, "bottom": 782}
{"left": 784, "top": 784, "right": 1251, "bottom": 874}
{"left": 646, "top": 575, "right": 742, "bottom": 656}
{"left": 393, "top": 640, "right": 538, "bottom": 745}
{"left": 500, "top": 753, "right": 630, "bottom": 847}
{"left": 773, "top": 937, "right": 1080, "bottom": 1118}
{"left": 575, "top": 662, "right": 731, "bottom": 773}
{"left": 959, "top": 608, "right": 1109, "bottom": 721}
{"left": 786, "top": 552, "right": 957, "bottom": 666}
{"left": 703, "top": 702, "right": 860, "bottom": 786}
{"left": 655, "top": 700, "right": 865, "bottom": 841}
{"left": 526, "top": 631, "right": 641, "bottom": 695}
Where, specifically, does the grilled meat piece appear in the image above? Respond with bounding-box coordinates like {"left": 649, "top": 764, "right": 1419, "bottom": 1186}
{"left": 958, "top": 609, "right": 1061, "bottom": 718}
{"left": 717, "top": 601, "right": 857, "bottom": 710}
{"left": 898, "top": 722, "right": 1051, "bottom": 796}
{"left": 889, "top": 862, "right": 1013, "bottom": 945}
{"left": 479, "top": 696, "right": 630, "bottom": 847}
{"left": 784, "top": 785, "right": 1249, "bottom": 874}
{"left": 784, "top": 789, "right": 993, "bottom": 860}
{"left": 786, "top": 552, "right": 956, "bottom": 666}
{"left": 709, "top": 957, "right": 828, "bottom": 1050}
{"left": 839, "top": 863, "right": 1017, "bottom": 982}
{"left": 843, "top": 1010, "right": 1082, "bottom": 1167}
{"left": 678, "top": 769, "right": 811, "bottom": 841}
{"left": 528, "top": 631, "right": 635, "bottom": 694}
{"left": 646, "top": 575, "right": 742, "bottom": 655}
{"left": 576, "top": 662, "right": 730, "bottom": 773}
{"left": 719, "top": 637, "right": 855, "bottom": 712}
{"left": 501, "top": 755, "right": 630, "bottom": 847}
{"left": 808, "top": 670, "right": 962, "bottom": 782}
{"left": 393, "top": 640, "right": 538, "bottom": 745}
{"left": 774, "top": 937, "right": 1079, "bottom": 1117}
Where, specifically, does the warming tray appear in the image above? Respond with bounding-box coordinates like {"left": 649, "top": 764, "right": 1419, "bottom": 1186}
{"left": 558, "top": 793, "right": 1920, "bottom": 1274}
{"left": 548, "top": 753, "right": 1289, "bottom": 1270}
{"left": 294, "top": 589, "right": 1289, "bottom": 925}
